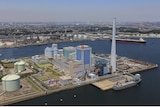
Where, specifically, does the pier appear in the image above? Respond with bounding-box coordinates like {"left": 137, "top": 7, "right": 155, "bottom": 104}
{"left": 92, "top": 74, "right": 134, "bottom": 91}
{"left": 93, "top": 79, "right": 115, "bottom": 90}
{"left": 92, "top": 57, "right": 158, "bottom": 91}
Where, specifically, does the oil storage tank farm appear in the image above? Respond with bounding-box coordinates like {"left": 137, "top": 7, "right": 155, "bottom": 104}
{"left": 2, "top": 74, "right": 20, "bottom": 92}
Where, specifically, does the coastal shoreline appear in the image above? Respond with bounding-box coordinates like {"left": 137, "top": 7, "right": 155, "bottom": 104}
{"left": 0, "top": 37, "right": 158, "bottom": 49}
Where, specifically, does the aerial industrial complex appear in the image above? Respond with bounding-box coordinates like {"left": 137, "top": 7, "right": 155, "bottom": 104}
{"left": 0, "top": 19, "right": 158, "bottom": 105}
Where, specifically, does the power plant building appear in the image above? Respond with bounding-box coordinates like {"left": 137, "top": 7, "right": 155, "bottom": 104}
{"left": 69, "top": 52, "right": 76, "bottom": 60}
{"left": 94, "top": 56, "right": 109, "bottom": 76}
{"left": 2, "top": 74, "right": 20, "bottom": 92}
{"left": 55, "top": 58, "right": 84, "bottom": 78}
{"left": 76, "top": 45, "right": 92, "bottom": 70}
{"left": 52, "top": 44, "right": 57, "bottom": 49}
{"left": 52, "top": 44, "right": 58, "bottom": 57}
{"left": 69, "top": 60, "right": 84, "bottom": 78}
{"left": 95, "top": 61, "right": 109, "bottom": 76}
{"left": 14, "top": 61, "right": 25, "bottom": 72}
{"left": 44, "top": 47, "right": 54, "bottom": 57}
{"left": 44, "top": 44, "right": 58, "bottom": 58}
{"left": 63, "top": 46, "right": 75, "bottom": 58}
{"left": 58, "top": 49, "right": 63, "bottom": 57}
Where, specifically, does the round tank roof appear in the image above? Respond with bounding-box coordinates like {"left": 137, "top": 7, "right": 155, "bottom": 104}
{"left": 15, "top": 61, "right": 25, "bottom": 65}
{"left": 18, "top": 61, "right": 25, "bottom": 64}
{"left": 2, "top": 74, "right": 20, "bottom": 81}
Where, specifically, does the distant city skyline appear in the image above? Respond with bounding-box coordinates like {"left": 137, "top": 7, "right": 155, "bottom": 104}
{"left": 0, "top": 0, "right": 160, "bottom": 23}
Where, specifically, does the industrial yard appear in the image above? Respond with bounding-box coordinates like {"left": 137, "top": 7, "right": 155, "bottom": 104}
{"left": 0, "top": 54, "right": 158, "bottom": 105}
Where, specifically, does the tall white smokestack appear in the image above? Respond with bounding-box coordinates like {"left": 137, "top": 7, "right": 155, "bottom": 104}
{"left": 110, "top": 18, "right": 116, "bottom": 73}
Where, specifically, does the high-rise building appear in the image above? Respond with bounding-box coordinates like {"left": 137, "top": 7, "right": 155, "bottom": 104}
{"left": 44, "top": 44, "right": 58, "bottom": 58}
{"left": 63, "top": 46, "right": 75, "bottom": 58}
{"left": 76, "top": 45, "right": 92, "bottom": 70}
{"left": 52, "top": 44, "right": 58, "bottom": 57}
{"left": 44, "top": 47, "right": 54, "bottom": 57}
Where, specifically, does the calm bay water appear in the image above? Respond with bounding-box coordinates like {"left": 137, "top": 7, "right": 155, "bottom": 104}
{"left": 1, "top": 38, "right": 160, "bottom": 105}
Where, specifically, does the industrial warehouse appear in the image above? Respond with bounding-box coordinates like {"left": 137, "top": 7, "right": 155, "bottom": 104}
{"left": 0, "top": 19, "right": 158, "bottom": 105}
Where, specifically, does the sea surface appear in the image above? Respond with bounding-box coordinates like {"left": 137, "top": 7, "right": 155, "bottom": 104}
{"left": 1, "top": 38, "right": 160, "bottom": 105}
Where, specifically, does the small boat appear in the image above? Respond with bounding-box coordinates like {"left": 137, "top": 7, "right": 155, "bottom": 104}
{"left": 0, "top": 54, "right": 2, "bottom": 57}
{"left": 112, "top": 74, "right": 141, "bottom": 90}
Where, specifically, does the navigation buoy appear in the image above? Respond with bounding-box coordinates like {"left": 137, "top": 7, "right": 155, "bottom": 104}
{"left": 74, "top": 94, "right": 77, "bottom": 98}
{"left": 45, "top": 102, "right": 47, "bottom": 105}
{"left": 60, "top": 98, "right": 63, "bottom": 102}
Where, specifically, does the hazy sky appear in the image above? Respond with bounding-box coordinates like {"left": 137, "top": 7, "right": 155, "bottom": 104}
{"left": 0, "top": 0, "right": 159, "bottom": 22}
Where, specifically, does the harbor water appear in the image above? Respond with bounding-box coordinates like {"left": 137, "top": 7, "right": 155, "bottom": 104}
{"left": 1, "top": 38, "right": 160, "bottom": 105}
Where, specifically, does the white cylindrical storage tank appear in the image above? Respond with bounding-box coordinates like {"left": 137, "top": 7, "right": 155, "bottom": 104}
{"left": 17, "top": 61, "right": 25, "bottom": 72}
{"left": 14, "top": 61, "right": 25, "bottom": 72}
{"left": 2, "top": 74, "right": 20, "bottom": 92}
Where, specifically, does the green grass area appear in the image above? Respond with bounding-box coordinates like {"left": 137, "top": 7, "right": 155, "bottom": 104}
{"left": 35, "top": 68, "right": 62, "bottom": 82}
{"left": 47, "top": 72, "right": 59, "bottom": 79}
{"left": 27, "top": 61, "right": 32, "bottom": 66}
{"left": 2, "top": 62, "right": 14, "bottom": 68}
{"left": 25, "top": 77, "right": 42, "bottom": 92}
{"left": 45, "top": 68, "right": 62, "bottom": 79}
{"left": 33, "top": 63, "right": 39, "bottom": 68}
{"left": 38, "top": 75, "right": 49, "bottom": 81}
{"left": 28, "top": 61, "right": 39, "bottom": 68}
{"left": 27, "top": 61, "right": 40, "bottom": 73}
{"left": 38, "top": 63, "right": 52, "bottom": 68}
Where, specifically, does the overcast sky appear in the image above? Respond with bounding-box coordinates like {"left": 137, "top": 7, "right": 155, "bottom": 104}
{"left": 0, "top": 0, "right": 159, "bottom": 22}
